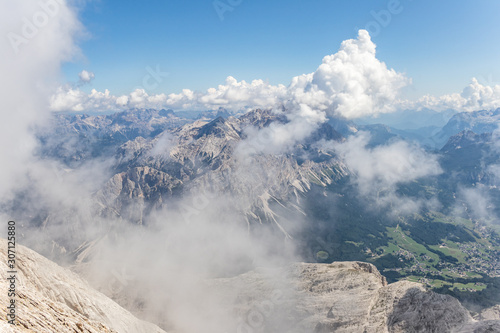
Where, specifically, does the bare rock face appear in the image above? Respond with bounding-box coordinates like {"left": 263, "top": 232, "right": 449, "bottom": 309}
{"left": 208, "top": 262, "right": 496, "bottom": 333}
{"left": 0, "top": 239, "right": 166, "bottom": 333}
{"left": 95, "top": 166, "right": 182, "bottom": 224}
{"left": 455, "top": 320, "right": 500, "bottom": 332}
{"left": 476, "top": 304, "right": 500, "bottom": 321}
{"left": 374, "top": 282, "right": 472, "bottom": 333}
{"left": 2, "top": 241, "right": 498, "bottom": 333}
{"left": 94, "top": 109, "right": 348, "bottom": 232}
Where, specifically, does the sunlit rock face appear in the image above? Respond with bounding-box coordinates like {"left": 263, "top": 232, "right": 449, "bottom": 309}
{"left": 0, "top": 239, "right": 166, "bottom": 333}
{"left": 206, "top": 262, "right": 489, "bottom": 333}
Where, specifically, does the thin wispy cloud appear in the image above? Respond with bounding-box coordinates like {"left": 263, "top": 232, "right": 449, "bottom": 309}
{"left": 319, "top": 131, "right": 443, "bottom": 214}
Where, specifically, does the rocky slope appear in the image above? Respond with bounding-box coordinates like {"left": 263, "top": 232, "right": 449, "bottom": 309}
{"left": 36, "top": 108, "right": 189, "bottom": 166}
{"left": 73, "top": 258, "right": 500, "bottom": 333}
{"left": 209, "top": 262, "right": 499, "bottom": 333}
{"left": 432, "top": 108, "right": 500, "bottom": 148}
{"left": 94, "top": 109, "right": 348, "bottom": 229}
{"left": 2, "top": 238, "right": 499, "bottom": 332}
{"left": 0, "top": 239, "right": 166, "bottom": 333}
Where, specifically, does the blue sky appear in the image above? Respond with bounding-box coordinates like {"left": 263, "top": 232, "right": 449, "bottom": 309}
{"left": 64, "top": 0, "right": 500, "bottom": 99}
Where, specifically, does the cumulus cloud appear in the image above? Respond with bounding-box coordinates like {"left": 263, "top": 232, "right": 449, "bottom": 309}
{"left": 78, "top": 69, "right": 94, "bottom": 83}
{"left": 411, "top": 78, "right": 500, "bottom": 112}
{"left": 50, "top": 76, "right": 288, "bottom": 112}
{"left": 49, "top": 30, "right": 408, "bottom": 121}
{"left": 236, "top": 30, "right": 409, "bottom": 156}
{"left": 287, "top": 29, "right": 409, "bottom": 119}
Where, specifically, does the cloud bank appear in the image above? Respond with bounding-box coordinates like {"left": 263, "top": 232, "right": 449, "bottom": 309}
{"left": 51, "top": 76, "right": 288, "bottom": 113}
{"left": 409, "top": 78, "right": 500, "bottom": 112}
{"left": 50, "top": 27, "right": 500, "bottom": 120}
{"left": 50, "top": 30, "right": 409, "bottom": 119}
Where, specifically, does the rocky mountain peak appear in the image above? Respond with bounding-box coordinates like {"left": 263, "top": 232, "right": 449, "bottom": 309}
{"left": 441, "top": 130, "right": 492, "bottom": 153}
{"left": 194, "top": 116, "right": 240, "bottom": 140}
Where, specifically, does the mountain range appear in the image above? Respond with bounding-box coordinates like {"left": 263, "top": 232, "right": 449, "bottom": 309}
{"left": 3, "top": 106, "right": 500, "bottom": 332}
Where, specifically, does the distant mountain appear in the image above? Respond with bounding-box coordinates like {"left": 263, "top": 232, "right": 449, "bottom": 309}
{"left": 195, "top": 107, "right": 233, "bottom": 121}
{"left": 357, "top": 108, "right": 457, "bottom": 130}
{"left": 327, "top": 117, "right": 418, "bottom": 148}
{"left": 443, "top": 109, "right": 500, "bottom": 135}
{"left": 14, "top": 107, "right": 500, "bottom": 327}
{"left": 334, "top": 121, "right": 440, "bottom": 148}
{"left": 353, "top": 108, "right": 500, "bottom": 149}
{"left": 95, "top": 109, "right": 347, "bottom": 226}
{"left": 440, "top": 130, "right": 498, "bottom": 185}
{"left": 431, "top": 108, "right": 500, "bottom": 148}
{"left": 36, "top": 108, "right": 191, "bottom": 166}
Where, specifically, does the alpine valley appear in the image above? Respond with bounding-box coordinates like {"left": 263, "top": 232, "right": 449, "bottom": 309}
{"left": 4, "top": 106, "right": 500, "bottom": 332}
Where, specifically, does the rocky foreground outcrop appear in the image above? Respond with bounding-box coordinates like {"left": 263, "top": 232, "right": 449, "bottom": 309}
{"left": 2, "top": 239, "right": 500, "bottom": 333}
{"left": 209, "top": 262, "right": 500, "bottom": 333}
{"left": 0, "top": 239, "right": 166, "bottom": 333}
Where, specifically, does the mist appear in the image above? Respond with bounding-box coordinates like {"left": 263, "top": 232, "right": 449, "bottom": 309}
{"left": 0, "top": 7, "right": 306, "bottom": 326}
{"left": 3, "top": 1, "right": 500, "bottom": 332}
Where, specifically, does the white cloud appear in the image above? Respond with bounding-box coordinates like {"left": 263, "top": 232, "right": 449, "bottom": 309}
{"left": 333, "top": 132, "right": 442, "bottom": 190}
{"left": 457, "top": 186, "right": 496, "bottom": 221}
{"left": 116, "top": 95, "right": 129, "bottom": 106}
{"left": 325, "top": 131, "right": 443, "bottom": 214}
{"left": 288, "top": 29, "right": 409, "bottom": 119}
{"left": 78, "top": 69, "right": 95, "bottom": 83}
{"left": 199, "top": 76, "right": 287, "bottom": 110}
{"left": 236, "top": 30, "right": 409, "bottom": 156}
{"left": 50, "top": 76, "right": 288, "bottom": 113}
{"left": 49, "top": 30, "right": 408, "bottom": 121}
{"left": 0, "top": 0, "right": 82, "bottom": 201}
{"left": 412, "top": 78, "right": 500, "bottom": 112}
{"left": 489, "top": 164, "right": 500, "bottom": 184}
